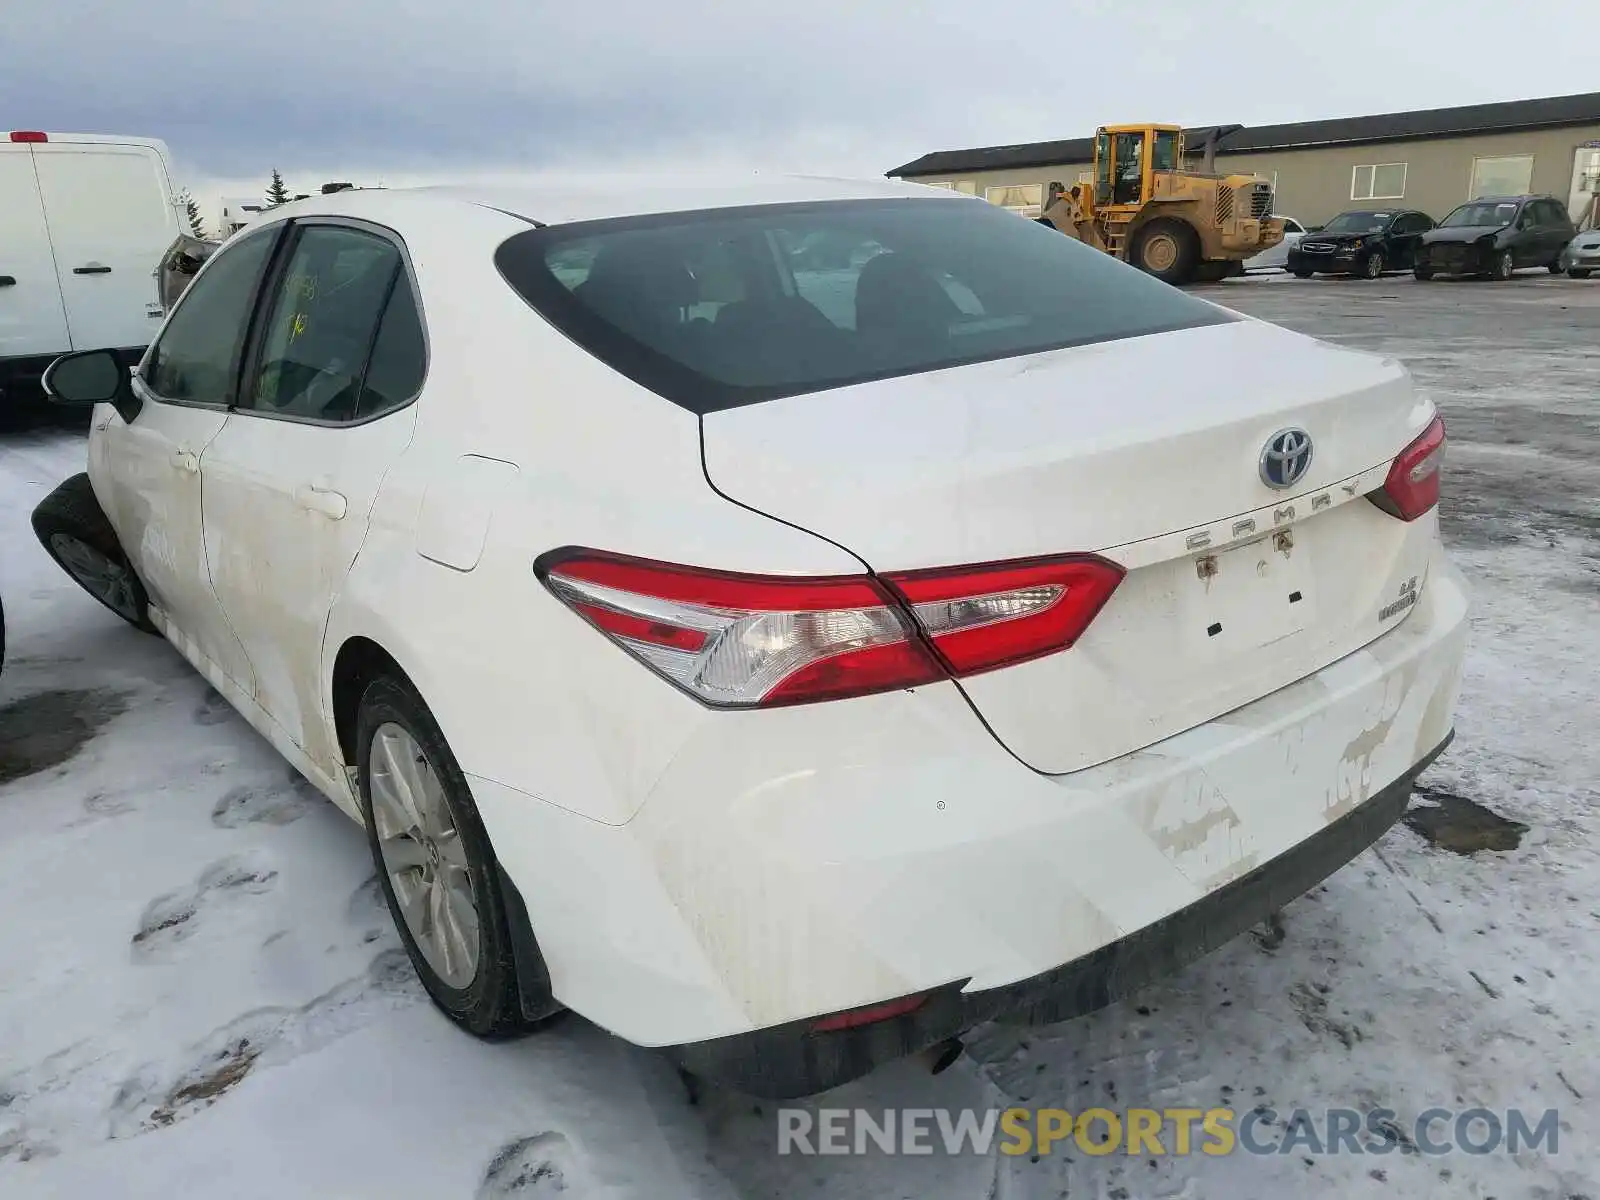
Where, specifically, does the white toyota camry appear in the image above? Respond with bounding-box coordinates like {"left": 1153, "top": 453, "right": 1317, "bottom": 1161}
{"left": 35, "top": 175, "right": 1468, "bottom": 1097}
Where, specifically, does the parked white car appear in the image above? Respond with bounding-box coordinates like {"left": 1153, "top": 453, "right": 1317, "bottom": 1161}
{"left": 1244, "top": 214, "right": 1307, "bottom": 271}
{"left": 35, "top": 177, "right": 1468, "bottom": 1097}
{"left": 0, "top": 131, "right": 182, "bottom": 402}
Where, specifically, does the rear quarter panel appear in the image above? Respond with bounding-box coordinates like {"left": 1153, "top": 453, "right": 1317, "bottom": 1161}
{"left": 321, "top": 204, "right": 870, "bottom": 825}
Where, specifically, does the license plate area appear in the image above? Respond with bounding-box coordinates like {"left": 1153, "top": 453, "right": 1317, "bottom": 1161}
{"left": 1184, "top": 533, "right": 1314, "bottom": 658}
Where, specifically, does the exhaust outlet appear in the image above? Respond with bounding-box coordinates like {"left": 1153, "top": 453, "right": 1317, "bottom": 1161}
{"left": 921, "top": 1038, "right": 964, "bottom": 1075}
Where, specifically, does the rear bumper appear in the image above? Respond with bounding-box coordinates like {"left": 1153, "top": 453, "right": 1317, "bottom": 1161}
{"left": 470, "top": 553, "right": 1470, "bottom": 1093}
{"left": 670, "top": 729, "right": 1451, "bottom": 1097}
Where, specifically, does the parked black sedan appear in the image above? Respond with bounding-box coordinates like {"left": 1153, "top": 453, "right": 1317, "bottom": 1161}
{"left": 1414, "top": 195, "right": 1575, "bottom": 281}
{"left": 1287, "top": 209, "right": 1435, "bottom": 279}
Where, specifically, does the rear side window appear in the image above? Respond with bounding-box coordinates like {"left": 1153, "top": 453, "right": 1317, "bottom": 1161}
{"left": 144, "top": 227, "right": 278, "bottom": 405}
{"left": 495, "top": 198, "right": 1231, "bottom": 413}
{"left": 356, "top": 271, "right": 427, "bottom": 419}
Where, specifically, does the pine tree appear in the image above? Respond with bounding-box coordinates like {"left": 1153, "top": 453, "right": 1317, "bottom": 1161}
{"left": 265, "top": 169, "right": 291, "bottom": 207}
{"left": 177, "top": 188, "right": 206, "bottom": 239}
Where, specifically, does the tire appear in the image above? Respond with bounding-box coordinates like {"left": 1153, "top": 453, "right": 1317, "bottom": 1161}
{"left": 1569, "top": 268, "right": 1592, "bottom": 279}
{"left": 1360, "top": 250, "right": 1385, "bottom": 279}
{"left": 1292, "top": 269, "right": 1314, "bottom": 279}
{"left": 1413, "top": 266, "right": 1434, "bottom": 281}
{"left": 1548, "top": 260, "right": 1564, "bottom": 274}
{"left": 1130, "top": 219, "right": 1200, "bottom": 285}
{"left": 30, "top": 473, "right": 157, "bottom": 633}
{"left": 1487, "top": 251, "right": 1514, "bottom": 281}
{"left": 356, "top": 675, "right": 556, "bottom": 1040}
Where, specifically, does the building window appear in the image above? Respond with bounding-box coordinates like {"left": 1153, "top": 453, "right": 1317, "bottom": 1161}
{"left": 984, "top": 183, "right": 1044, "bottom": 218}
{"left": 1469, "top": 155, "right": 1534, "bottom": 199}
{"left": 923, "top": 181, "right": 955, "bottom": 190}
{"left": 954, "top": 180, "right": 977, "bottom": 195}
{"left": 1351, "top": 163, "right": 1407, "bottom": 200}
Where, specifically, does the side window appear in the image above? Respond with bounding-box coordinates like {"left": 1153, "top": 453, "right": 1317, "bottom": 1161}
{"left": 1537, "top": 200, "right": 1570, "bottom": 227}
{"left": 144, "top": 228, "right": 278, "bottom": 404}
{"left": 245, "top": 225, "right": 401, "bottom": 422}
{"left": 1282, "top": 218, "right": 1304, "bottom": 234}
{"left": 354, "top": 270, "right": 426, "bottom": 420}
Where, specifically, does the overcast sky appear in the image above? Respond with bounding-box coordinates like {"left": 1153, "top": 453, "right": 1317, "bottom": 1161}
{"left": 4, "top": 0, "right": 1596, "bottom": 207}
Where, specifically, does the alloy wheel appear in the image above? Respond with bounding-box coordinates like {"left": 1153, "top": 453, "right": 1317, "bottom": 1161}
{"left": 369, "top": 722, "right": 481, "bottom": 989}
{"left": 49, "top": 533, "right": 142, "bottom": 622}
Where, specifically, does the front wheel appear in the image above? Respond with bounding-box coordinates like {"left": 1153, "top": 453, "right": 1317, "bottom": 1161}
{"left": 1413, "top": 265, "right": 1434, "bottom": 281}
{"left": 1292, "top": 269, "right": 1314, "bottom": 279}
{"left": 356, "top": 675, "right": 557, "bottom": 1039}
{"left": 1569, "top": 267, "right": 1593, "bottom": 279}
{"left": 31, "top": 473, "right": 157, "bottom": 633}
{"left": 1130, "top": 219, "right": 1200, "bottom": 285}
{"left": 1487, "top": 251, "right": 1515, "bottom": 281}
{"left": 1360, "top": 250, "right": 1386, "bottom": 279}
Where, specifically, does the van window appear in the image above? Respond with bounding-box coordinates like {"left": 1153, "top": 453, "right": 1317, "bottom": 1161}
{"left": 495, "top": 198, "right": 1230, "bottom": 414}
{"left": 32, "top": 148, "right": 173, "bottom": 244}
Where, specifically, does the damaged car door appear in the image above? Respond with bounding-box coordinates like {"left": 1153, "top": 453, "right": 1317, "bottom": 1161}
{"left": 93, "top": 224, "right": 281, "bottom": 698}
{"left": 197, "top": 220, "right": 423, "bottom": 781}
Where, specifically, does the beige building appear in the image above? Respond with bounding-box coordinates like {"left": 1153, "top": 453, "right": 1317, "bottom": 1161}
{"left": 888, "top": 92, "right": 1600, "bottom": 230}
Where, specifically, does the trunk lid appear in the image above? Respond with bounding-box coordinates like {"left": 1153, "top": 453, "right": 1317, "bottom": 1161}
{"left": 701, "top": 316, "right": 1440, "bottom": 774}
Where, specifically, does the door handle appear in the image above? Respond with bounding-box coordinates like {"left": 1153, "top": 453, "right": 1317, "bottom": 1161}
{"left": 171, "top": 448, "right": 199, "bottom": 473}
{"left": 0, "top": 276, "right": 15, "bottom": 287}
{"left": 294, "top": 483, "right": 348, "bottom": 520}
{"left": 73, "top": 264, "right": 112, "bottom": 275}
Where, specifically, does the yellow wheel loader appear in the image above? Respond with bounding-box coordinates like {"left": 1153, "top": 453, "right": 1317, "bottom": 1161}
{"left": 1036, "top": 124, "right": 1284, "bottom": 286}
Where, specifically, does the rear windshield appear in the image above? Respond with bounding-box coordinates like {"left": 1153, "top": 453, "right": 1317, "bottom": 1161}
{"left": 494, "top": 198, "right": 1231, "bottom": 414}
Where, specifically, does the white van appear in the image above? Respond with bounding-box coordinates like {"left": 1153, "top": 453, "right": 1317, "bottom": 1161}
{"left": 0, "top": 131, "right": 182, "bottom": 401}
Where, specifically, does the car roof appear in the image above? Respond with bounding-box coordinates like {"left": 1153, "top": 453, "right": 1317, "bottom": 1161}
{"left": 247, "top": 173, "right": 961, "bottom": 230}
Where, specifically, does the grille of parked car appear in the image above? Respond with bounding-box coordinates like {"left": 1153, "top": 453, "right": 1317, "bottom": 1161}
{"left": 1301, "top": 241, "right": 1335, "bottom": 253}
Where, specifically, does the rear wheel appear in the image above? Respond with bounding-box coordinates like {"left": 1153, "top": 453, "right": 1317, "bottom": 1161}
{"left": 1569, "top": 268, "right": 1593, "bottom": 279}
{"left": 1131, "top": 219, "right": 1200, "bottom": 285}
{"left": 356, "top": 675, "right": 555, "bottom": 1039}
{"left": 31, "top": 473, "right": 157, "bottom": 633}
{"left": 1548, "top": 259, "right": 1564, "bottom": 274}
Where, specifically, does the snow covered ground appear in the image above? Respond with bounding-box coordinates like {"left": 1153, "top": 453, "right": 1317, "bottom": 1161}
{"left": 2, "top": 274, "right": 1596, "bottom": 1199}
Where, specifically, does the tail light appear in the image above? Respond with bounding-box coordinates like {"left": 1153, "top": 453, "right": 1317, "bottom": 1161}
{"left": 1370, "top": 414, "right": 1446, "bottom": 521}
{"left": 883, "top": 555, "right": 1124, "bottom": 676}
{"left": 8, "top": 131, "right": 48, "bottom": 143}
{"left": 537, "top": 549, "right": 1124, "bottom": 708}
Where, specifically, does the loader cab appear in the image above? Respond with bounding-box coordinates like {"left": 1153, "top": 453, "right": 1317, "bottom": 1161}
{"left": 1094, "top": 125, "right": 1184, "bottom": 211}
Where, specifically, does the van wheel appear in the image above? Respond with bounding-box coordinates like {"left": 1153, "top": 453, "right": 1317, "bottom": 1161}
{"left": 1131, "top": 219, "right": 1200, "bottom": 285}
{"left": 31, "top": 473, "right": 157, "bottom": 633}
{"left": 356, "top": 675, "right": 557, "bottom": 1039}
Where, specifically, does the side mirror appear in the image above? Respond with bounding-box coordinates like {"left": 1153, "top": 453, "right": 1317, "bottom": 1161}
{"left": 42, "top": 349, "right": 142, "bottom": 424}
